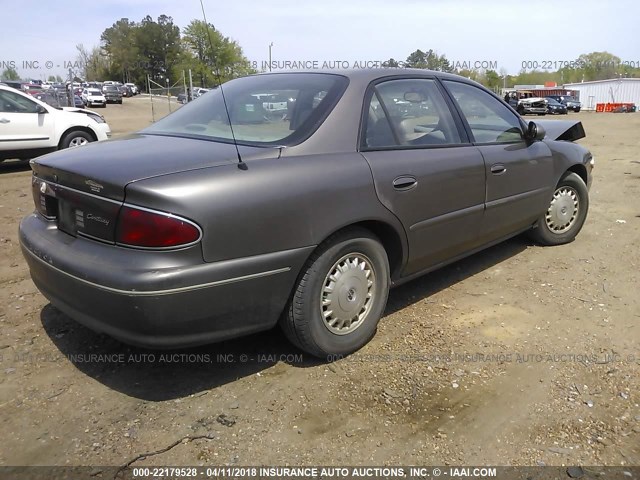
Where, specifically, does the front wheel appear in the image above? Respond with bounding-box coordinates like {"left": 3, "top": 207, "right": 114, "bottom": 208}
{"left": 61, "top": 130, "right": 93, "bottom": 149}
{"left": 280, "top": 228, "right": 390, "bottom": 358}
{"left": 528, "top": 172, "right": 589, "bottom": 245}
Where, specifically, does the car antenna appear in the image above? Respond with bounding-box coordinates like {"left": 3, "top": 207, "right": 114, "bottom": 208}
{"left": 199, "top": 0, "right": 247, "bottom": 170}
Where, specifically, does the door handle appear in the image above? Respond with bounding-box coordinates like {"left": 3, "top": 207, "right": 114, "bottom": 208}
{"left": 392, "top": 176, "right": 418, "bottom": 190}
{"left": 490, "top": 164, "right": 507, "bottom": 175}
{"left": 0, "top": 118, "right": 10, "bottom": 123}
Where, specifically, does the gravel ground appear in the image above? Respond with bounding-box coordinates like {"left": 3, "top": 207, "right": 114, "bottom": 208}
{"left": 0, "top": 100, "right": 638, "bottom": 469}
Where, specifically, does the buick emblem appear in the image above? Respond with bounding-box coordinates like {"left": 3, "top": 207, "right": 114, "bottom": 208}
{"left": 85, "top": 179, "right": 104, "bottom": 193}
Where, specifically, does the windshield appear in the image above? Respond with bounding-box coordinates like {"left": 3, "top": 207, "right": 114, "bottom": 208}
{"left": 546, "top": 97, "right": 561, "bottom": 105}
{"left": 88, "top": 89, "right": 101, "bottom": 95}
{"left": 142, "top": 73, "right": 349, "bottom": 146}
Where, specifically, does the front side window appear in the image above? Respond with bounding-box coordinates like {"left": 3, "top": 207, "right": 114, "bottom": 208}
{"left": 143, "top": 73, "right": 349, "bottom": 146}
{"left": 363, "top": 78, "right": 462, "bottom": 149}
{"left": 0, "top": 90, "right": 40, "bottom": 113}
{"left": 443, "top": 81, "right": 523, "bottom": 144}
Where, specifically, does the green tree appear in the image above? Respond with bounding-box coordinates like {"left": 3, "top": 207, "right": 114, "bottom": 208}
{"left": 405, "top": 49, "right": 452, "bottom": 72}
{"left": 182, "top": 20, "right": 254, "bottom": 86}
{"left": 382, "top": 58, "right": 400, "bottom": 68}
{"left": 578, "top": 51, "right": 621, "bottom": 81}
{"left": 101, "top": 19, "right": 139, "bottom": 83}
{"left": 1, "top": 67, "right": 20, "bottom": 80}
{"left": 85, "top": 46, "right": 111, "bottom": 81}
{"left": 482, "top": 69, "right": 502, "bottom": 90}
{"left": 135, "top": 15, "right": 182, "bottom": 84}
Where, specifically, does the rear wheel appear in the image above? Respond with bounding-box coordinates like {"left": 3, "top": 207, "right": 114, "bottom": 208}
{"left": 61, "top": 130, "right": 93, "bottom": 149}
{"left": 528, "top": 172, "right": 589, "bottom": 245}
{"left": 280, "top": 228, "right": 390, "bottom": 358}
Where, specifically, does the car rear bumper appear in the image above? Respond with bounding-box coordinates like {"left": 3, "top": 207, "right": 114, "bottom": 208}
{"left": 20, "top": 213, "right": 313, "bottom": 348}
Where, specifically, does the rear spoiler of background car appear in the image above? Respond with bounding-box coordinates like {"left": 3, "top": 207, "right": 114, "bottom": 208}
{"left": 535, "top": 120, "right": 586, "bottom": 142}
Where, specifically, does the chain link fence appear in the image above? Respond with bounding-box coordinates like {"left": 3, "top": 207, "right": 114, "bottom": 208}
{"left": 148, "top": 77, "right": 188, "bottom": 122}
{"left": 31, "top": 89, "right": 80, "bottom": 108}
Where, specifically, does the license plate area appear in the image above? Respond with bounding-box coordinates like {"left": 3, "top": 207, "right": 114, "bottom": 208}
{"left": 32, "top": 177, "right": 121, "bottom": 243}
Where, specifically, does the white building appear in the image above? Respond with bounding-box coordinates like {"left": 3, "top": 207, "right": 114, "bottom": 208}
{"left": 563, "top": 78, "right": 640, "bottom": 111}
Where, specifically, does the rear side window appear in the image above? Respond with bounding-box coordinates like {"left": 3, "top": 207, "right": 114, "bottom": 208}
{"left": 443, "top": 81, "right": 523, "bottom": 144}
{"left": 363, "top": 78, "right": 462, "bottom": 149}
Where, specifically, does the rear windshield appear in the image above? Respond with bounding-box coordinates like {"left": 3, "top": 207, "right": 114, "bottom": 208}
{"left": 142, "top": 73, "right": 349, "bottom": 146}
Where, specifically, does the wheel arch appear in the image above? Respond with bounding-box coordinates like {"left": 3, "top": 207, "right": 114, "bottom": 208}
{"left": 308, "top": 219, "right": 407, "bottom": 282}
{"left": 565, "top": 163, "right": 588, "bottom": 185}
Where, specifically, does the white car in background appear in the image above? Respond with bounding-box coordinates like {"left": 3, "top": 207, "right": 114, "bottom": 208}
{"left": 124, "top": 83, "right": 138, "bottom": 95}
{"left": 192, "top": 87, "right": 210, "bottom": 98}
{"left": 0, "top": 85, "right": 111, "bottom": 162}
{"left": 81, "top": 88, "right": 107, "bottom": 108}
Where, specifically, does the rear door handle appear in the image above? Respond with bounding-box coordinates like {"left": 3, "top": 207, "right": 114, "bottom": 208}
{"left": 490, "top": 163, "right": 507, "bottom": 175}
{"left": 392, "top": 176, "right": 418, "bottom": 190}
{"left": 0, "top": 118, "right": 10, "bottom": 123}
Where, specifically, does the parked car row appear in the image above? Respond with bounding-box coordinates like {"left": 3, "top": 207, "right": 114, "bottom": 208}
{"left": 504, "top": 91, "right": 582, "bottom": 115}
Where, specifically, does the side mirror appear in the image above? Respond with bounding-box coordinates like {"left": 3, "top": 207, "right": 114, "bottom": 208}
{"left": 35, "top": 105, "right": 48, "bottom": 114}
{"left": 526, "top": 121, "right": 545, "bottom": 141}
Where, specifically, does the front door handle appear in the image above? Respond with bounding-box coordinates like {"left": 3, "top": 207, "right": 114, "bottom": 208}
{"left": 490, "top": 163, "right": 507, "bottom": 175}
{"left": 392, "top": 176, "right": 418, "bottom": 191}
{"left": 0, "top": 118, "right": 10, "bottom": 124}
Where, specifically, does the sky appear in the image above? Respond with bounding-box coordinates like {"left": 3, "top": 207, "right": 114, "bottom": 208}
{"left": 1, "top": 0, "right": 638, "bottom": 80}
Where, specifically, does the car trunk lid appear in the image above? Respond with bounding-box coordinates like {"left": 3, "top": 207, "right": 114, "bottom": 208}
{"left": 30, "top": 134, "right": 278, "bottom": 243}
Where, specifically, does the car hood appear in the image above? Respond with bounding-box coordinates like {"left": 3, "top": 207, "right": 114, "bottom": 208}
{"left": 31, "top": 134, "right": 280, "bottom": 201}
{"left": 61, "top": 106, "right": 99, "bottom": 114}
{"left": 535, "top": 119, "right": 586, "bottom": 142}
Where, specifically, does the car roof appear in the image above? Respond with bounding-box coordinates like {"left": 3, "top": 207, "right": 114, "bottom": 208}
{"left": 252, "top": 68, "right": 466, "bottom": 83}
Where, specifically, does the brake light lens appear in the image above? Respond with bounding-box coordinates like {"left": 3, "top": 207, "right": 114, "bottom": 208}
{"left": 115, "top": 206, "right": 201, "bottom": 248}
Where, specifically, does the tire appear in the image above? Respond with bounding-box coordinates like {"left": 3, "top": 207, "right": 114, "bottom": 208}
{"left": 60, "top": 130, "right": 93, "bottom": 149}
{"left": 528, "top": 172, "right": 589, "bottom": 246}
{"left": 280, "top": 227, "right": 390, "bottom": 358}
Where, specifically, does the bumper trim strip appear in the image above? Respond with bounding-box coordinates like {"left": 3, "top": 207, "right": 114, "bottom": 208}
{"left": 23, "top": 247, "right": 291, "bottom": 297}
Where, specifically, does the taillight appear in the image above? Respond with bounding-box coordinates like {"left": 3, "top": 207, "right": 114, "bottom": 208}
{"left": 115, "top": 206, "right": 201, "bottom": 248}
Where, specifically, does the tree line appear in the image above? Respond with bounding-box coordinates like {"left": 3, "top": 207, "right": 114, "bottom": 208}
{"left": 72, "top": 15, "right": 255, "bottom": 89}
{"left": 384, "top": 49, "right": 639, "bottom": 90}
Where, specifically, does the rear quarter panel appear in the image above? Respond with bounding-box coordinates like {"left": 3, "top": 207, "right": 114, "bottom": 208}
{"left": 123, "top": 153, "right": 407, "bottom": 264}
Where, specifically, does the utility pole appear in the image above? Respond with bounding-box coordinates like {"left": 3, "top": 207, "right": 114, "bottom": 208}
{"left": 268, "top": 42, "right": 274, "bottom": 72}
{"left": 182, "top": 70, "right": 187, "bottom": 104}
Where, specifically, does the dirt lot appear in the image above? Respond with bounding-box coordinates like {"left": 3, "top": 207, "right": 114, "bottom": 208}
{"left": 0, "top": 99, "right": 638, "bottom": 469}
